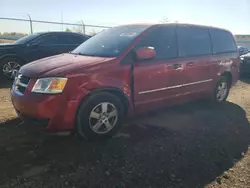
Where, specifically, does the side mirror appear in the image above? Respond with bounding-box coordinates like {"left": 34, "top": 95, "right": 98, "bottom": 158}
{"left": 135, "top": 47, "right": 156, "bottom": 60}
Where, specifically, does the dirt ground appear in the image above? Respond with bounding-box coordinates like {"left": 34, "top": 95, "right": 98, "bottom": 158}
{"left": 0, "top": 79, "right": 250, "bottom": 188}
{"left": 0, "top": 39, "right": 15, "bottom": 44}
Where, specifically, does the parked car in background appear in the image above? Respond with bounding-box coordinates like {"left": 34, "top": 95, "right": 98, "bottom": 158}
{"left": 238, "top": 46, "right": 249, "bottom": 56}
{"left": 238, "top": 46, "right": 250, "bottom": 75}
{"left": 0, "top": 32, "right": 90, "bottom": 79}
{"left": 11, "top": 24, "right": 239, "bottom": 140}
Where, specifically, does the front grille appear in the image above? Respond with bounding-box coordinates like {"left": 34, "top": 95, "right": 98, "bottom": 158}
{"left": 19, "top": 75, "right": 30, "bottom": 85}
{"left": 14, "top": 74, "right": 30, "bottom": 94}
{"left": 16, "top": 85, "right": 26, "bottom": 93}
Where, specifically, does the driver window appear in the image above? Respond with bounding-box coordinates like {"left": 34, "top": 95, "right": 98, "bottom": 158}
{"left": 135, "top": 26, "right": 178, "bottom": 60}
{"left": 33, "top": 34, "right": 60, "bottom": 45}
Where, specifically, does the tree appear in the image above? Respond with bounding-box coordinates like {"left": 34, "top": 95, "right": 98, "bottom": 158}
{"left": 65, "top": 28, "right": 72, "bottom": 32}
{"left": 160, "top": 17, "right": 169, "bottom": 24}
{"left": 89, "top": 29, "right": 97, "bottom": 36}
{"left": 71, "top": 25, "right": 83, "bottom": 33}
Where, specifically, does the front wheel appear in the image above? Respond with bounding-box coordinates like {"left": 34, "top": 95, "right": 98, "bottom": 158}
{"left": 76, "top": 92, "right": 125, "bottom": 140}
{"left": 212, "top": 76, "right": 230, "bottom": 103}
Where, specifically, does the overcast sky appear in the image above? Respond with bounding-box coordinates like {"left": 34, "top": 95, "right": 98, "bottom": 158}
{"left": 1, "top": 0, "right": 250, "bottom": 34}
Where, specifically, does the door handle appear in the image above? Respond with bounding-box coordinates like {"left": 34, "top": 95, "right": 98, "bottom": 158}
{"left": 186, "top": 62, "right": 194, "bottom": 67}
{"left": 169, "top": 64, "right": 183, "bottom": 70}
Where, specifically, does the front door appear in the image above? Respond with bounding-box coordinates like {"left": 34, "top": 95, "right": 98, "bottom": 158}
{"left": 132, "top": 25, "right": 187, "bottom": 113}
{"left": 26, "top": 34, "right": 62, "bottom": 62}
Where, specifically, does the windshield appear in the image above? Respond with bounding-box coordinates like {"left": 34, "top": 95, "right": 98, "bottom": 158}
{"left": 13, "top": 33, "right": 40, "bottom": 44}
{"left": 71, "top": 25, "right": 150, "bottom": 57}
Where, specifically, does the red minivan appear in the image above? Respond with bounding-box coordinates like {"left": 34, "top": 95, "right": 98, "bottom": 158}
{"left": 11, "top": 24, "right": 240, "bottom": 140}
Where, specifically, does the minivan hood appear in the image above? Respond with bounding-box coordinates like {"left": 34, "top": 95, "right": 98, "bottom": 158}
{"left": 20, "top": 53, "right": 113, "bottom": 78}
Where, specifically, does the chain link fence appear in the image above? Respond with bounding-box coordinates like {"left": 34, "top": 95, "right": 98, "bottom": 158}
{"left": 0, "top": 16, "right": 112, "bottom": 40}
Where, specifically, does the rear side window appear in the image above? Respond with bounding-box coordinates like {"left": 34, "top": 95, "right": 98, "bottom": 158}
{"left": 177, "top": 26, "right": 212, "bottom": 57}
{"left": 59, "top": 34, "right": 86, "bottom": 45}
{"left": 210, "top": 29, "right": 237, "bottom": 53}
{"left": 135, "top": 26, "right": 178, "bottom": 60}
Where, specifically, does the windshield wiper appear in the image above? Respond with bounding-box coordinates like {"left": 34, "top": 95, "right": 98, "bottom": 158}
{"left": 70, "top": 52, "right": 98, "bottom": 57}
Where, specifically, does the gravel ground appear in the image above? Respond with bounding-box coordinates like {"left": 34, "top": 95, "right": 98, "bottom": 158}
{"left": 0, "top": 79, "right": 249, "bottom": 188}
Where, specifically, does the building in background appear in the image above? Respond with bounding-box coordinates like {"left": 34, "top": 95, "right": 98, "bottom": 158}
{"left": 235, "top": 35, "right": 250, "bottom": 49}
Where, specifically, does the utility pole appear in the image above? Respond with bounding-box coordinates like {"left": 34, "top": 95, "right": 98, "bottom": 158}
{"left": 27, "top": 14, "right": 33, "bottom": 34}
{"left": 61, "top": 12, "right": 64, "bottom": 31}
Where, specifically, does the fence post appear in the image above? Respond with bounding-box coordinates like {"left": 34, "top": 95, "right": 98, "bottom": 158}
{"left": 27, "top": 14, "right": 33, "bottom": 34}
{"left": 81, "top": 20, "right": 85, "bottom": 34}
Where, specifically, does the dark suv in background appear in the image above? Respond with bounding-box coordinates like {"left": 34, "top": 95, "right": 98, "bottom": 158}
{"left": 238, "top": 46, "right": 250, "bottom": 75}
{"left": 0, "top": 32, "right": 90, "bottom": 79}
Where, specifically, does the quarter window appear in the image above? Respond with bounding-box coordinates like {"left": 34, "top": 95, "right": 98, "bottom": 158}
{"left": 210, "top": 29, "right": 237, "bottom": 53}
{"left": 177, "top": 26, "right": 212, "bottom": 57}
{"left": 58, "top": 34, "right": 86, "bottom": 45}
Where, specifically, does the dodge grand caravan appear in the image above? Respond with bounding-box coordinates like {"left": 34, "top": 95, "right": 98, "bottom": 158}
{"left": 11, "top": 24, "right": 240, "bottom": 140}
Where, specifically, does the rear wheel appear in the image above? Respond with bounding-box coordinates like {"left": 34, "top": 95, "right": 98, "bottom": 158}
{"left": 0, "top": 57, "right": 22, "bottom": 80}
{"left": 76, "top": 92, "right": 124, "bottom": 140}
{"left": 212, "top": 76, "right": 230, "bottom": 103}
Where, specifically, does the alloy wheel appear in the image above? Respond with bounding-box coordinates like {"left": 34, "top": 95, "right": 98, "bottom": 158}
{"left": 89, "top": 102, "right": 118, "bottom": 134}
{"left": 2, "top": 61, "right": 21, "bottom": 79}
{"left": 216, "top": 82, "right": 228, "bottom": 102}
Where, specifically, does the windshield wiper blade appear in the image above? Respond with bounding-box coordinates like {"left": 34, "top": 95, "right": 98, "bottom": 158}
{"left": 71, "top": 52, "right": 97, "bottom": 57}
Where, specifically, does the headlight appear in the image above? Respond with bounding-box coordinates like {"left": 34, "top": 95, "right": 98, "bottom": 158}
{"left": 241, "top": 57, "right": 244, "bottom": 61}
{"left": 32, "top": 77, "right": 67, "bottom": 94}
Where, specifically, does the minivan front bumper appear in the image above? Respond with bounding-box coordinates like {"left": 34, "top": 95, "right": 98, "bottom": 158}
{"left": 11, "top": 88, "right": 80, "bottom": 132}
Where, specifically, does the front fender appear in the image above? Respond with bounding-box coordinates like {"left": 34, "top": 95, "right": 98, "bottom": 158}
{"left": 64, "top": 75, "right": 132, "bottom": 105}
{"left": 0, "top": 54, "right": 26, "bottom": 64}
{"left": 81, "top": 76, "right": 132, "bottom": 100}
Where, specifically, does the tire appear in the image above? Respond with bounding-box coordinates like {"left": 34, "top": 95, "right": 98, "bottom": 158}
{"left": 0, "top": 57, "right": 22, "bottom": 80}
{"left": 211, "top": 76, "right": 230, "bottom": 103}
{"left": 76, "top": 92, "right": 125, "bottom": 141}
